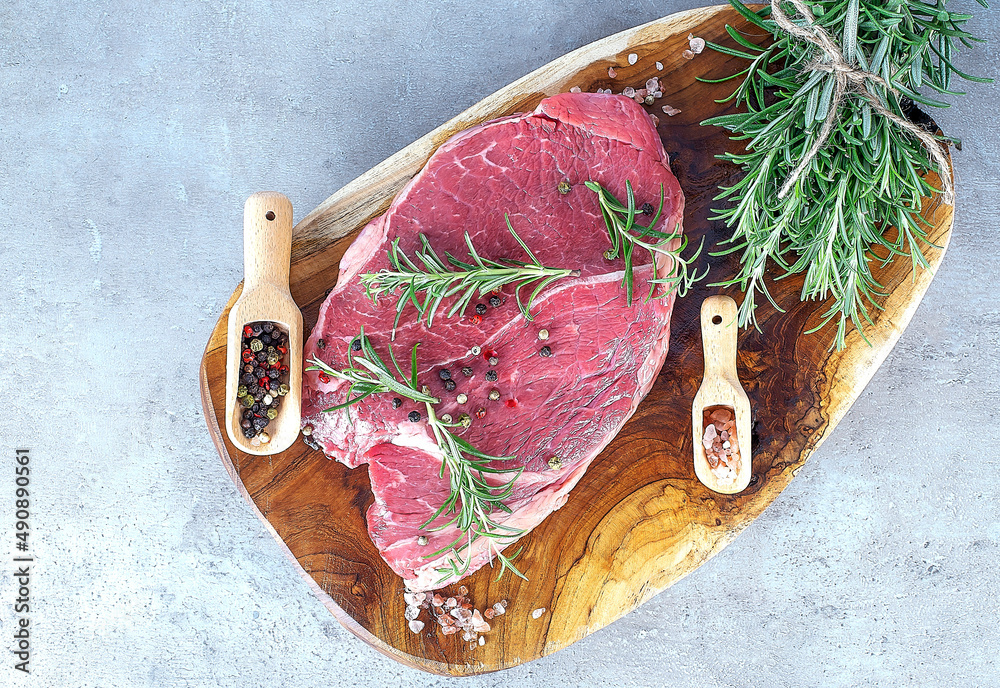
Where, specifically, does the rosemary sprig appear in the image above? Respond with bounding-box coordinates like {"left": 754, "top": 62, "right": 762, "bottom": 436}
{"left": 308, "top": 330, "right": 527, "bottom": 583}
{"left": 360, "top": 221, "right": 579, "bottom": 335}
{"left": 702, "top": 0, "right": 991, "bottom": 348}
{"left": 420, "top": 399, "right": 527, "bottom": 584}
{"left": 305, "top": 327, "right": 438, "bottom": 414}
{"left": 585, "top": 180, "right": 706, "bottom": 305}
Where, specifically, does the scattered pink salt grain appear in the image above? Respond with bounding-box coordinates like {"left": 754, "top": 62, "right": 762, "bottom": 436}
{"left": 650, "top": 114, "right": 660, "bottom": 126}
{"left": 623, "top": 86, "right": 636, "bottom": 98}
{"left": 446, "top": 597, "right": 457, "bottom": 608}
{"left": 431, "top": 594, "right": 444, "bottom": 607}
{"left": 531, "top": 607, "right": 546, "bottom": 619}
{"left": 682, "top": 49, "right": 695, "bottom": 60}
{"left": 471, "top": 610, "right": 491, "bottom": 632}
{"left": 656, "top": 61, "right": 664, "bottom": 70}
{"left": 484, "top": 608, "right": 495, "bottom": 620}
{"left": 408, "top": 619, "right": 425, "bottom": 634}
{"left": 646, "top": 78, "right": 659, "bottom": 93}
{"left": 662, "top": 105, "right": 681, "bottom": 116}
{"left": 628, "top": 52, "right": 638, "bottom": 65}
{"left": 569, "top": 86, "right": 582, "bottom": 93}
{"left": 688, "top": 33, "right": 706, "bottom": 54}
{"left": 608, "top": 66, "right": 617, "bottom": 78}
{"left": 493, "top": 602, "right": 506, "bottom": 616}
{"left": 479, "top": 636, "right": 486, "bottom": 646}
{"left": 442, "top": 625, "right": 459, "bottom": 636}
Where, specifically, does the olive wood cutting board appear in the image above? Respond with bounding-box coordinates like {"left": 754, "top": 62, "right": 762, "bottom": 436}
{"left": 199, "top": 4, "right": 953, "bottom": 675}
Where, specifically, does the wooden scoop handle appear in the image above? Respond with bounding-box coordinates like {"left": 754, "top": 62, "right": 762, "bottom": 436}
{"left": 243, "top": 192, "right": 293, "bottom": 293}
{"left": 700, "top": 295, "right": 739, "bottom": 381}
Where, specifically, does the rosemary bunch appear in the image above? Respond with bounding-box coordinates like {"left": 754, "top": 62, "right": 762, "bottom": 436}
{"left": 360, "top": 222, "right": 579, "bottom": 334}
{"left": 585, "top": 180, "right": 705, "bottom": 305}
{"left": 307, "top": 330, "right": 526, "bottom": 583}
{"left": 703, "top": 0, "right": 990, "bottom": 348}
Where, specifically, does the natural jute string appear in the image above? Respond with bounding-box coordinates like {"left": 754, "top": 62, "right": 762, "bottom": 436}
{"left": 770, "top": 0, "right": 955, "bottom": 204}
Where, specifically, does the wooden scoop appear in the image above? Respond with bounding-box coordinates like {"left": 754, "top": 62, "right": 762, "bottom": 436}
{"left": 225, "top": 192, "right": 303, "bottom": 456}
{"left": 692, "top": 295, "right": 751, "bottom": 494}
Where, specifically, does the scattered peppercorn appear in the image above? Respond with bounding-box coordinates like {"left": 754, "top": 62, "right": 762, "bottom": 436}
{"left": 475, "top": 303, "right": 487, "bottom": 315}
{"left": 485, "top": 370, "right": 498, "bottom": 382}
{"left": 417, "top": 535, "right": 428, "bottom": 546}
{"left": 444, "top": 379, "right": 456, "bottom": 392}
{"left": 351, "top": 338, "right": 362, "bottom": 352}
{"left": 391, "top": 397, "right": 403, "bottom": 409}
{"left": 461, "top": 366, "right": 473, "bottom": 377}
{"left": 488, "top": 356, "right": 499, "bottom": 366}
{"left": 475, "top": 408, "right": 487, "bottom": 419}
{"left": 540, "top": 346, "right": 552, "bottom": 357}
{"left": 441, "top": 413, "right": 453, "bottom": 423}
{"left": 408, "top": 410, "right": 421, "bottom": 422}
{"left": 640, "top": 202, "right": 654, "bottom": 215}
{"left": 557, "top": 180, "right": 572, "bottom": 195}
{"left": 548, "top": 456, "right": 563, "bottom": 470}
{"left": 538, "top": 329, "right": 549, "bottom": 340}
{"left": 469, "top": 314, "right": 482, "bottom": 325}
{"left": 456, "top": 393, "right": 468, "bottom": 404}
{"left": 489, "top": 389, "right": 501, "bottom": 401}
{"left": 471, "top": 345, "right": 481, "bottom": 356}
{"left": 438, "top": 369, "right": 452, "bottom": 381}
{"left": 458, "top": 413, "right": 472, "bottom": 427}
{"left": 489, "top": 295, "right": 501, "bottom": 308}
{"left": 301, "top": 424, "right": 314, "bottom": 436}
{"left": 317, "top": 338, "right": 326, "bottom": 349}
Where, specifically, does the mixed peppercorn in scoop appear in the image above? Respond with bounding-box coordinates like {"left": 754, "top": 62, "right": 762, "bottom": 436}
{"left": 236, "top": 321, "right": 291, "bottom": 444}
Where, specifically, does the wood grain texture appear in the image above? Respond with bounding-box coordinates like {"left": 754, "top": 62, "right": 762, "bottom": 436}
{"left": 199, "top": 4, "right": 954, "bottom": 675}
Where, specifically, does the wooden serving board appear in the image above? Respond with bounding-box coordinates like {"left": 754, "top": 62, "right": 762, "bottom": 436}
{"left": 199, "top": 4, "right": 953, "bottom": 675}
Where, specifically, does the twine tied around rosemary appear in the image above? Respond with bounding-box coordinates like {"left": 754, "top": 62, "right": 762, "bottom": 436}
{"left": 770, "top": 0, "right": 955, "bottom": 205}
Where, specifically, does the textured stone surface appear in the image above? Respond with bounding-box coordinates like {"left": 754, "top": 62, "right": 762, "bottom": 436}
{"left": 1, "top": 1, "right": 997, "bottom": 686}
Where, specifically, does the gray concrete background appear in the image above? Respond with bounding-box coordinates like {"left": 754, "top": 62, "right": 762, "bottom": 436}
{"left": 1, "top": 1, "right": 997, "bottom": 686}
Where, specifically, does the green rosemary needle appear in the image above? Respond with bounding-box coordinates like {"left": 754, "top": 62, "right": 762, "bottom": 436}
{"left": 359, "top": 221, "right": 579, "bottom": 336}
{"left": 585, "top": 180, "right": 706, "bottom": 305}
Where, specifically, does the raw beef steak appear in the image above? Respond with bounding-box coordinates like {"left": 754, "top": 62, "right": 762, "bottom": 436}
{"left": 302, "top": 92, "right": 684, "bottom": 591}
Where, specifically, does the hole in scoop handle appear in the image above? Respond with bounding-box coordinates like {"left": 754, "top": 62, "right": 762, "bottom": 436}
{"left": 243, "top": 192, "right": 293, "bottom": 292}
{"left": 701, "top": 295, "right": 739, "bottom": 380}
